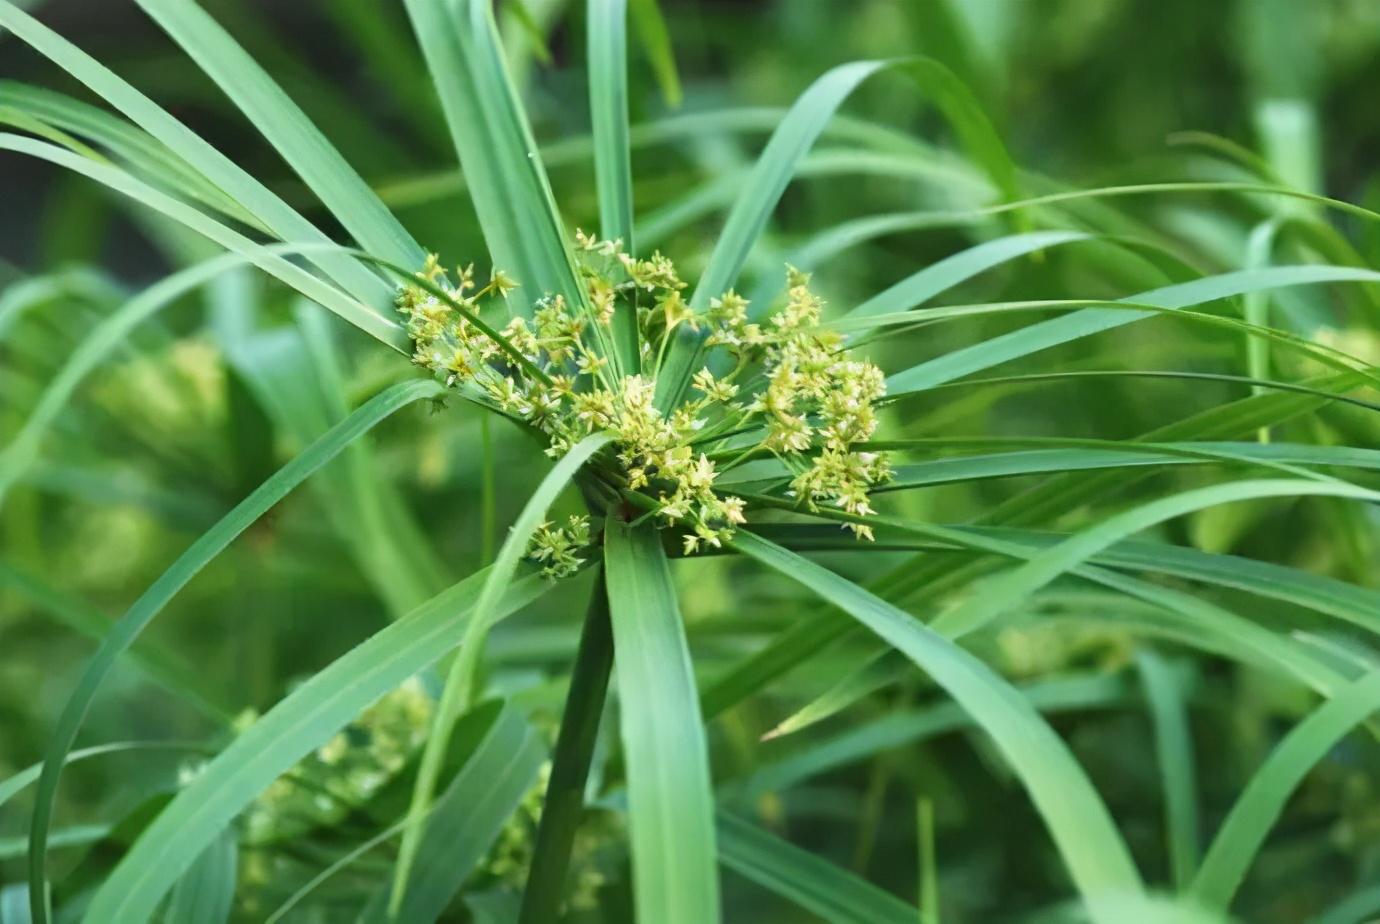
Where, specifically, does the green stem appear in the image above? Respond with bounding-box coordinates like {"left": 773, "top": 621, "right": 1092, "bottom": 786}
{"left": 518, "top": 575, "right": 615, "bottom": 924}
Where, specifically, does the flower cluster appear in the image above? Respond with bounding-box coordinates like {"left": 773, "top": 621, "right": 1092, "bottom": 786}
{"left": 396, "top": 235, "right": 891, "bottom": 572}
{"left": 528, "top": 514, "right": 592, "bottom": 578}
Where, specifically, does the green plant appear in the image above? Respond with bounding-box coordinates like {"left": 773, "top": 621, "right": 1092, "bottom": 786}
{"left": 4, "top": 1, "right": 1380, "bottom": 922}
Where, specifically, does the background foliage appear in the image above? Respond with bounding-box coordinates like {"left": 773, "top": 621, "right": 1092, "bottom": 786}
{"left": 5, "top": 1, "right": 1380, "bottom": 922}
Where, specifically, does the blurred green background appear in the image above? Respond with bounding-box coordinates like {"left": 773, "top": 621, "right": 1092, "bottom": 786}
{"left": 6, "top": 1, "right": 1380, "bottom": 921}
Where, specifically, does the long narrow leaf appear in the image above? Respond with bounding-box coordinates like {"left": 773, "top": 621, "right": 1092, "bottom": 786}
{"left": 1190, "top": 671, "right": 1380, "bottom": 911}
{"left": 0, "top": 135, "right": 405, "bottom": 348}
{"left": 716, "top": 811, "right": 916, "bottom": 924}
{"left": 588, "top": 0, "right": 639, "bottom": 373}
{"left": 0, "top": 1, "right": 390, "bottom": 306}
{"left": 888, "top": 265, "right": 1380, "bottom": 397}
{"left": 605, "top": 519, "right": 721, "bottom": 924}
{"left": 133, "top": 0, "right": 423, "bottom": 267}
{"left": 400, "top": 0, "right": 582, "bottom": 317}
{"left": 361, "top": 703, "right": 546, "bottom": 924}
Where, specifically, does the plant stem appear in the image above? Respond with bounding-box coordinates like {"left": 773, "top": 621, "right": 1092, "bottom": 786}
{"left": 518, "top": 575, "right": 615, "bottom": 924}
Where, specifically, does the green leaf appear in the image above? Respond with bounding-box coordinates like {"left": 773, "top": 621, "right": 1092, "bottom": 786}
{"left": 887, "top": 265, "right": 1380, "bottom": 397}
{"left": 605, "top": 519, "right": 720, "bottom": 924}
{"left": 716, "top": 811, "right": 916, "bottom": 924}
{"left": 929, "top": 479, "right": 1380, "bottom": 641}
{"left": 0, "top": 2, "right": 390, "bottom": 307}
{"left": 0, "top": 741, "right": 206, "bottom": 813}
{"left": 291, "top": 302, "right": 449, "bottom": 615}
{"left": 1313, "top": 884, "right": 1380, "bottom": 924}
{"left": 164, "top": 829, "right": 236, "bottom": 924}
{"left": 1135, "top": 652, "right": 1200, "bottom": 891}
{"left": 749, "top": 500, "right": 1357, "bottom": 702}
{"left": 628, "top": 0, "right": 681, "bottom": 108}
{"left": 847, "top": 230, "right": 1092, "bottom": 318}
{"left": 27, "top": 378, "right": 443, "bottom": 924}
{"left": 1190, "top": 670, "right": 1380, "bottom": 911}
{"left": 732, "top": 530, "right": 1145, "bottom": 918}
{"left": 761, "top": 648, "right": 906, "bottom": 740}
{"left": 727, "top": 674, "right": 1129, "bottom": 802}
{"left": 82, "top": 568, "right": 553, "bottom": 923}
{"left": 391, "top": 432, "right": 612, "bottom": 914}
{"left": 0, "top": 135, "right": 405, "bottom": 348}
{"left": 132, "top": 0, "right": 423, "bottom": 267}
{"left": 589, "top": 0, "right": 633, "bottom": 250}
{"left": 874, "top": 441, "right": 1380, "bottom": 494}
{"left": 588, "top": 0, "right": 640, "bottom": 374}
{"left": 360, "top": 703, "right": 546, "bottom": 924}
{"left": 400, "top": 0, "right": 582, "bottom": 317}
{"left": 0, "top": 81, "right": 261, "bottom": 229}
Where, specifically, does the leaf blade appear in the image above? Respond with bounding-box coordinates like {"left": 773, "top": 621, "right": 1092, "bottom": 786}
{"left": 605, "top": 519, "right": 721, "bottom": 924}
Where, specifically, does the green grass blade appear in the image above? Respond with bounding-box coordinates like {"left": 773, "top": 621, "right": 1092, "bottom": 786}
{"left": 848, "top": 230, "right": 1091, "bottom": 318}
{"left": 727, "top": 675, "right": 1128, "bottom": 803}
{"left": 0, "top": 741, "right": 207, "bottom": 812}
{"left": 1135, "top": 652, "right": 1200, "bottom": 891}
{"left": 929, "top": 479, "right": 1380, "bottom": 641}
{"left": 0, "top": 135, "right": 406, "bottom": 348}
{"left": 133, "top": 0, "right": 423, "bottom": 267}
{"left": 164, "top": 829, "right": 236, "bottom": 924}
{"left": 716, "top": 811, "right": 916, "bottom": 924}
{"left": 873, "top": 441, "right": 1380, "bottom": 494}
{"left": 0, "top": 81, "right": 262, "bottom": 229}
{"left": 732, "top": 530, "right": 1145, "bottom": 917}
{"left": 700, "top": 600, "right": 853, "bottom": 719}
{"left": 400, "top": 0, "right": 582, "bottom": 317}
{"left": 391, "top": 432, "right": 612, "bottom": 915}
{"left": 942, "top": 526, "right": 1345, "bottom": 695}
{"left": 887, "top": 265, "right": 1380, "bottom": 397}
{"left": 589, "top": 0, "right": 633, "bottom": 249}
{"left": 762, "top": 648, "right": 906, "bottom": 740}
{"left": 1190, "top": 671, "right": 1380, "bottom": 911}
{"left": 628, "top": 0, "right": 681, "bottom": 107}
{"left": 292, "top": 302, "right": 447, "bottom": 615}
{"left": 752, "top": 497, "right": 1356, "bottom": 700}
{"left": 519, "top": 580, "right": 616, "bottom": 924}
{"left": 588, "top": 0, "right": 640, "bottom": 374}
{"left": 82, "top": 569, "right": 552, "bottom": 923}
{"left": 605, "top": 519, "right": 721, "bottom": 924}
{"left": 362, "top": 703, "right": 546, "bottom": 924}
{"left": 26, "top": 378, "right": 443, "bottom": 924}
{"left": 1243, "top": 220, "right": 1281, "bottom": 441}
{"left": 0, "top": 1, "right": 391, "bottom": 307}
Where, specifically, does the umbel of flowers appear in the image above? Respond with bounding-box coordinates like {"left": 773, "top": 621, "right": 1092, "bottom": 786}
{"left": 395, "top": 233, "right": 892, "bottom": 577}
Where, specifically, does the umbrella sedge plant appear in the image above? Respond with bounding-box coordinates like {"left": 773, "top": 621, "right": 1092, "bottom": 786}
{"left": 2, "top": 0, "right": 1380, "bottom": 922}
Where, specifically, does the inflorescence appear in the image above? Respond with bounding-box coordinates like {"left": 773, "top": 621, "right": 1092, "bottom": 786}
{"left": 396, "top": 233, "right": 891, "bottom": 577}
